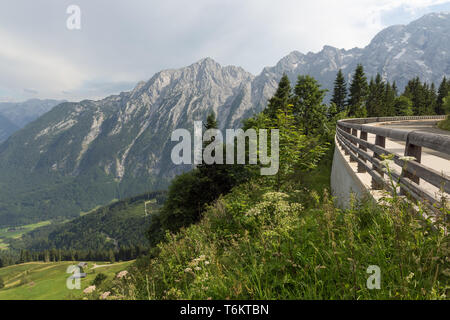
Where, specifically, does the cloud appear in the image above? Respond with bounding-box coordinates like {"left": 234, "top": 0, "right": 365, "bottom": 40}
{"left": 0, "top": 0, "right": 448, "bottom": 102}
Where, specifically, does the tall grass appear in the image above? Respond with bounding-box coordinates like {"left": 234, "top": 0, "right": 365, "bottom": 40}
{"left": 90, "top": 173, "right": 448, "bottom": 300}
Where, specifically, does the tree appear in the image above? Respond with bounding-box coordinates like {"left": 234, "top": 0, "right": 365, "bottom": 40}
{"left": 264, "top": 74, "right": 292, "bottom": 119}
{"left": 384, "top": 82, "right": 397, "bottom": 116}
{"left": 347, "top": 64, "right": 368, "bottom": 117}
{"left": 394, "top": 96, "right": 413, "bottom": 116}
{"left": 293, "top": 75, "right": 328, "bottom": 136}
{"left": 436, "top": 77, "right": 449, "bottom": 115}
{"left": 366, "top": 74, "right": 385, "bottom": 117}
{"left": 331, "top": 69, "right": 347, "bottom": 113}
{"left": 92, "top": 273, "right": 107, "bottom": 287}
{"left": 442, "top": 93, "right": 450, "bottom": 115}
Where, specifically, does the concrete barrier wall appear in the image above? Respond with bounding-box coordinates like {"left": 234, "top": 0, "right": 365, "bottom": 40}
{"left": 330, "top": 138, "right": 370, "bottom": 208}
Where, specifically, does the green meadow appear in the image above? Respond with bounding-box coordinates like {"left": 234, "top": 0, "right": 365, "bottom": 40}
{"left": 0, "top": 261, "right": 133, "bottom": 300}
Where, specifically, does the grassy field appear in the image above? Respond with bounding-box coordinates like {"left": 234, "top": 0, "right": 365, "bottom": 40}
{"left": 0, "top": 260, "right": 133, "bottom": 300}
{"left": 0, "top": 221, "right": 52, "bottom": 251}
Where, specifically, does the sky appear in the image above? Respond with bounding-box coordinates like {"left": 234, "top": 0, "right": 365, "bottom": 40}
{"left": 0, "top": 0, "right": 450, "bottom": 103}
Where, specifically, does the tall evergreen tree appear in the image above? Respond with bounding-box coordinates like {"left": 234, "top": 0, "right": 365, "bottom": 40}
{"left": 331, "top": 69, "right": 347, "bottom": 113}
{"left": 366, "top": 74, "right": 385, "bottom": 117}
{"left": 347, "top": 64, "right": 368, "bottom": 117}
{"left": 293, "top": 75, "right": 327, "bottom": 136}
{"left": 384, "top": 81, "right": 396, "bottom": 116}
{"left": 264, "top": 74, "right": 292, "bottom": 119}
{"left": 436, "top": 77, "right": 449, "bottom": 115}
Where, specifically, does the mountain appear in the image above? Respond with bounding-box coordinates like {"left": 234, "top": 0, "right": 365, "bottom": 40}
{"left": 0, "top": 12, "right": 449, "bottom": 226}
{"left": 0, "top": 58, "right": 255, "bottom": 225}
{"left": 7, "top": 191, "right": 165, "bottom": 252}
{"left": 254, "top": 12, "right": 450, "bottom": 103}
{"left": 0, "top": 99, "right": 65, "bottom": 142}
{"left": 0, "top": 115, "right": 18, "bottom": 143}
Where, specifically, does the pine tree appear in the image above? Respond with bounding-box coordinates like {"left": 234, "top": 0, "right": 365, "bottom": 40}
{"left": 293, "top": 75, "right": 327, "bottom": 136}
{"left": 347, "top": 64, "right": 368, "bottom": 117}
{"left": 394, "top": 96, "right": 413, "bottom": 116}
{"left": 331, "top": 69, "right": 347, "bottom": 113}
{"left": 264, "top": 74, "right": 292, "bottom": 119}
{"left": 384, "top": 82, "right": 396, "bottom": 116}
{"left": 436, "top": 77, "right": 449, "bottom": 115}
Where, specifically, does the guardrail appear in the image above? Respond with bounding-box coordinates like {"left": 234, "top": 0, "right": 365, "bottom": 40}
{"left": 335, "top": 115, "right": 449, "bottom": 212}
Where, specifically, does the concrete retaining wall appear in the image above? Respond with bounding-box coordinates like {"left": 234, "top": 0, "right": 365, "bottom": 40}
{"left": 330, "top": 138, "right": 370, "bottom": 209}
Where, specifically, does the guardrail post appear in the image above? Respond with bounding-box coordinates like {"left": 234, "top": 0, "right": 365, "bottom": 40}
{"left": 358, "top": 131, "right": 367, "bottom": 173}
{"left": 372, "top": 135, "right": 386, "bottom": 190}
{"left": 350, "top": 129, "right": 358, "bottom": 162}
{"left": 401, "top": 138, "right": 422, "bottom": 195}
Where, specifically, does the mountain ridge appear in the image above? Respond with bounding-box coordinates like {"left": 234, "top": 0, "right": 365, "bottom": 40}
{"left": 1, "top": 12, "right": 449, "bottom": 225}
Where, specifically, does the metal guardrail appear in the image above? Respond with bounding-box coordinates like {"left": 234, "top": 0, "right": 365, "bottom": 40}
{"left": 335, "top": 115, "right": 450, "bottom": 211}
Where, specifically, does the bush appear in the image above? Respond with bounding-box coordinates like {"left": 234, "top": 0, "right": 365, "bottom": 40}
{"left": 92, "top": 273, "right": 108, "bottom": 287}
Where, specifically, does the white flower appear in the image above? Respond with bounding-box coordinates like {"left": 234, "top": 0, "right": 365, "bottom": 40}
{"left": 184, "top": 268, "right": 192, "bottom": 273}
{"left": 100, "top": 291, "right": 111, "bottom": 300}
{"left": 116, "top": 270, "right": 128, "bottom": 279}
{"left": 204, "top": 261, "right": 210, "bottom": 265}
{"left": 380, "top": 159, "right": 393, "bottom": 167}
{"left": 399, "top": 156, "right": 416, "bottom": 162}
{"left": 194, "top": 266, "right": 201, "bottom": 271}
{"left": 83, "top": 285, "right": 96, "bottom": 294}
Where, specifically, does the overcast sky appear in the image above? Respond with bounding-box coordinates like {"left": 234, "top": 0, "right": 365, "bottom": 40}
{"left": 1, "top": 0, "right": 450, "bottom": 102}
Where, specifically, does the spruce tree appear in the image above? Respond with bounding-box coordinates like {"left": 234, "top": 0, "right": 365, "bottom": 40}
{"left": 265, "top": 74, "right": 292, "bottom": 119}
{"left": 347, "top": 64, "right": 368, "bottom": 117}
{"left": 436, "top": 77, "right": 449, "bottom": 115}
{"left": 384, "top": 82, "right": 396, "bottom": 116}
{"left": 331, "top": 69, "right": 347, "bottom": 113}
{"left": 293, "top": 75, "right": 327, "bottom": 136}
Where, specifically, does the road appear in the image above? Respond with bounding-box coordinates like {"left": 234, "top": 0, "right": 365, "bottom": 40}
{"left": 354, "top": 119, "right": 450, "bottom": 199}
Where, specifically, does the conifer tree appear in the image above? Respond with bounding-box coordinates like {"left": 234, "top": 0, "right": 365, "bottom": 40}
{"left": 265, "top": 74, "right": 292, "bottom": 119}
{"left": 436, "top": 77, "right": 449, "bottom": 115}
{"left": 347, "top": 64, "right": 368, "bottom": 117}
{"left": 384, "top": 82, "right": 396, "bottom": 116}
{"left": 293, "top": 75, "right": 327, "bottom": 136}
{"left": 331, "top": 69, "right": 347, "bottom": 113}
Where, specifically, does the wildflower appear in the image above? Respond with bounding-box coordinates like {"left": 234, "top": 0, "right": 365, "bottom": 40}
{"left": 399, "top": 156, "right": 416, "bottom": 162}
{"left": 116, "top": 271, "right": 128, "bottom": 279}
{"left": 100, "top": 291, "right": 111, "bottom": 300}
{"left": 184, "top": 268, "right": 192, "bottom": 273}
{"left": 380, "top": 159, "right": 393, "bottom": 167}
{"left": 204, "top": 261, "right": 210, "bottom": 265}
{"left": 83, "top": 285, "right": 96, "bottom": 294}
{"left": 194, "top": 266, "right": 201, "bottom": 271}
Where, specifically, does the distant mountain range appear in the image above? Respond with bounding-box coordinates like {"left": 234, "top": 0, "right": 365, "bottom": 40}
{"left": 1, "top": 12, "right": 449, "bottom": 226}
{"left": 0, "top": 99, "right": 65, "bottom": 143}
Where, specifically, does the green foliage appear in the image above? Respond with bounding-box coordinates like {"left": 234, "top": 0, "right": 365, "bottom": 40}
{"left": 403, "top": 77, "right": 436, "bottom": 115}
{"left": 0, "top": 276, "right": 4, "bottom": 289}
{"left": 394, "top": 96, "right": 414, "bottom": 116}
{"left": 264, "top": 74, "right": 292, "bottom": 119}
{"left": 331, "top": 69, "right": 347, "bottom": 113}
{"left": 347, "top": 64, "right": 368, "bottom": 117}
{"left": 92, "top": 273, "right": 108, "bottom": 287}
{"left": 293, "top": 75, "right": 328, "bottom": 136}
{"left": 436, "top": 77, "right": 450, "bottom": 115}
{"left": 437, "top": 115, "right": 450, "bottom": 131}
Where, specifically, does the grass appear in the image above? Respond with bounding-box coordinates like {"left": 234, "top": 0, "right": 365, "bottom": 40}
{"left": 0, "top": 260, "right": 133, "bottom": 300}
{"left": 95, "top": 156, "right": 448, "bottom": 300}
{"left": 0, "top": 220, "right": 52, "bottom": 250}
{"left": 0, "top": 221, "right": 52, "bottom": 240}
{"left": 437, "top": 115, "right": 450, "bottom": 131}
